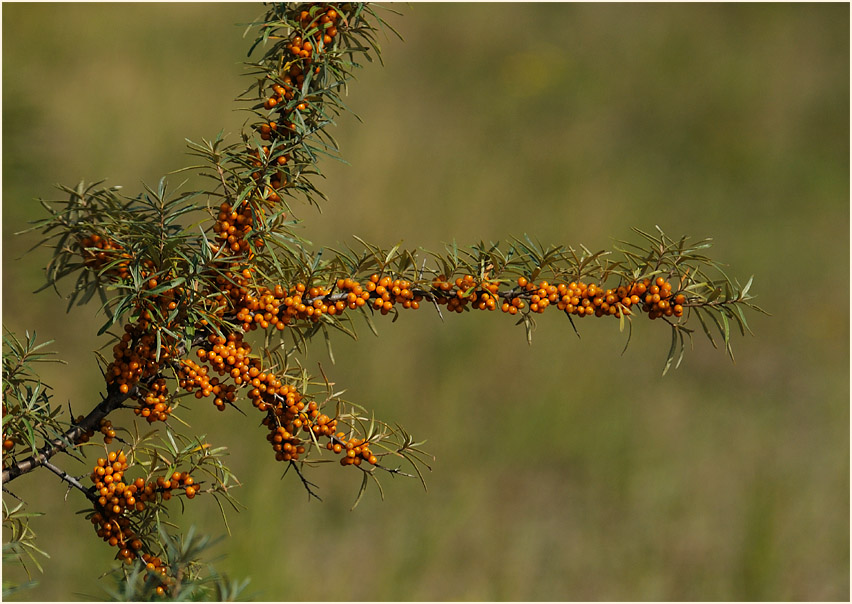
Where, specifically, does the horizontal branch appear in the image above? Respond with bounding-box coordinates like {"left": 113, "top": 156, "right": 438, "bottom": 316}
{"left": 232, "top": 274, "right": 696, "bottom": 329}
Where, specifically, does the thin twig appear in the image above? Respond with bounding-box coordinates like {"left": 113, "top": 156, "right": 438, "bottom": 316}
{"left": 42, "top": 460, "right": 97, "bottom": 503}
{"left": 215, "top": 162, "right": 233, "bottom": 198}
{"left": 2, "top": 486, "right": 24, "bottom": 502}
{"left": 374, "top": 463, "right": 414, "bottom": 478}
{"left": 286, "top": 460, "right": 322, "bottom": 501}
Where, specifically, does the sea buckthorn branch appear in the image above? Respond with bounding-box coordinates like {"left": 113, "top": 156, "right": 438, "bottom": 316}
{"left": 9, "top": 3, "right": 764, "bottom": 595}
{"left": 183, "top": 3, "right": 396, "bottom": 219}
{"left": 215, "top": 232, "right": 762, "bottom": 372}
{"left": 233, "top": 2, "right": 398, "bottom": 210}
{"left": 177, "top": 332, "right": 430, "bottom": 490}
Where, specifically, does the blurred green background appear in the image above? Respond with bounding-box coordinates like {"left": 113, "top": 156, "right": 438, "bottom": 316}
{"left": 2, "top": 3, "right": 849, "bottom": 601}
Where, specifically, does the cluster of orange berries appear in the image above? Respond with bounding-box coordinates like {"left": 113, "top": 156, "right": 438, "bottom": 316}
{"left": 74, "top": 414, "right": 97, "bottom": 444}
{"left": 100, "top": 418, "right": 117, "bottom": 444}
{"left": 179, "top": 357, "right": 238, "bottom": 412}
{"left": 262, "top": 6, "right": 341, "bottom": 114}
{"left": 420, "top": 274, "right": 687, "bottom": 321}
{"left": 184, "top": 331, "right": 294, "bottom": 413}
{"left": 262, "top": 64, "right": 310, "bottom": 112}
{"left": 431, "top": 274, "right": 501, "bottom": 313}
{"left": 195, "top": 332, "right": 258, "bottom": 382}
{"left": 248, "top": 372, "right": 384, "bottom": 468}
{"left": 244, "top": 368, "right": 287, "bottom": 413}
{"left": 510, "top": 276, "right": 685, "bottom": 320}
{"left": 227, "top": 273, "right": 424, "bottom": 330}
{"left": 266, "top": 380, "right": 337, "bottom": 444}
{"left": 252, "top": 5, "right": 343, "bottom": 201}
{"left": 284, "top": 281, "right": 353, "bottom": 322}
{"left": 296, "top": 6, "right": 341, "bottom": 51}
{"left": 135, "top": 277, "right": 186, "bottom": 330}
{"left": 107, "top": 321, "right": 171, "bottom": 395}
{"left": 327, "top": 434, "right": 379, "bottom": 467}
{"left": 77, "top": 234, "right": 132, "bottom": 280}
{"left": 638, "top": 277, "right": 686, "bottom": 320}
{"left": 231, "top": 274, "right": 421, "bottom": 331}
{"left": 234, "top": 282, "right": 299, "bottom": 330}
{"left": 366, "top": 274, "right": 423, "bottom": 314}
{"left": 88, "top": 451, "right": 198, "bottom": 596}
{"left": 329, "top": 277, "right": 372, "bottom": 313}
{"left": 257, "top": 387, "right": 329, "bottom": 462}
{"left": 254, "top": 385, "right": 382, "bottom": 468}
{"left": 153, "top": 471, "right": 198, "bottom": 500}
{"left": 90, "top": 510, "right": 143, "bottom": 563}
{"left": 247, "top": 148, "right": 290, "bottom": 202}
{"left": 139, "top": 553, "right": 171, "bottom": 596}
{"left": 208, "top": 267, "right": 256, "bottom": 321}
{"left": 90, "top": 451, "right": 132, "bottom": 513}
{"left": 177, "top": 325, "right": 381, "bottom": 469}
{"left": 211, "top": 202, "right": 262, "bottom": 256}
{"left": 132, "top": 377, "right": 173, "bottom": 423}
{"left": 241, "top": 368, "right": 343, "bottom": 463}
{"left": 89, "top": 451, "right": 146, "bottom": 565}
{"left": 256, "top": 120, "right": 284, "bottom": 142}
{"left": 230, "top": 278, "right": 367, "bottom": 331}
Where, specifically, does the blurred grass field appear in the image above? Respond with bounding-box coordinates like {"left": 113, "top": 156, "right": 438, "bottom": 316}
{"left": 2, "top": 3, "right": 849, "bottom": 601}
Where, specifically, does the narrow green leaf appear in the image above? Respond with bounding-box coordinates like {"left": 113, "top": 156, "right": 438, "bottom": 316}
{"left": 212, "top": 495, "right": 233, "bottom": 537}
{"left": 21, "top": 418, "right": 36, "bottom": 455}
{"left": 675, "top": 329, "right": 686, "bottom": 370}
{"left": 695, "top": 307, "right": 718, "bottom": 349}
{"left": 662, "top": 326, "right": 678, "bottom": 376}
{"left": 620, "top": 319, "right": 633, "bottom": 356}
{"left": 733, "top": 302, "right": 754, "bottom": 336}
{"left": 350, "top": 472, "right": 369, "bottom": 511}
{"left": 720, "top": 312, "right": 733, "bottom": 360}
{"left": 322, "top": 325, "right": 335, "bottom": 365}
{"left": 741, "top": 274, "right": 754, "bottom": 298}
{"left": 360, "top": 308, "right": 379, "bottom": 337}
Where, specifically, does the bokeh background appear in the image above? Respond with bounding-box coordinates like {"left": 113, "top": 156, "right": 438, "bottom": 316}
{"left": 2, "top": 3, "right": 849, "bottom": 601}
